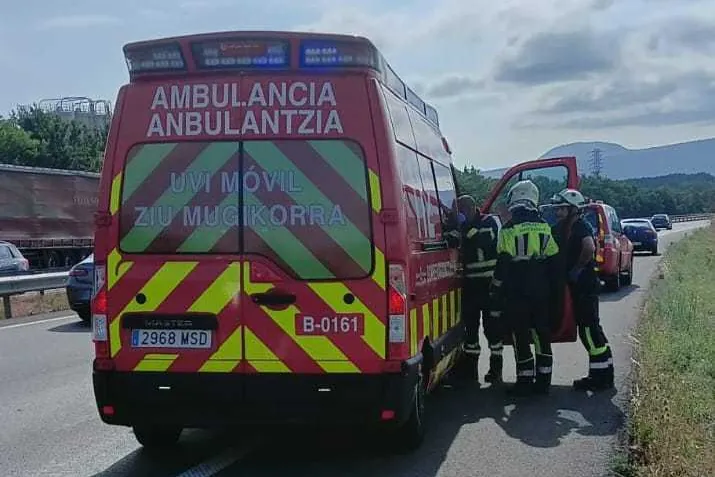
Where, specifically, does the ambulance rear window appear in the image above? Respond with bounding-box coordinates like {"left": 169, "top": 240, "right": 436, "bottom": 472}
{"left": 243, "top": 139, "right": 373, "bottom": 280}
{"left": 118, "top": 139, "right": 373, "bottom": 280}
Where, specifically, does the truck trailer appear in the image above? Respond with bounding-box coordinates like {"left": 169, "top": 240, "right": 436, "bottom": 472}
{"left": 0, "top": 163, "right": 99, "bottom": 270}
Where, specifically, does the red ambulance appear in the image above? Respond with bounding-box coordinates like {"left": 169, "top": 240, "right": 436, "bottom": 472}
{"left": 90, "top": 31, "right": 579, "bottom": 450}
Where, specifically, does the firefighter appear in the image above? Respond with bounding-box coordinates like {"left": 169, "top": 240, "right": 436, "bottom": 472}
{"left": 490, "top": 180, "right": 560, "bottom": 396}
{"left": 457, "top": 194, "right": 504, "bottom": 383}
{"left": 549, "top": 188, "right": 615, "bottom": 391}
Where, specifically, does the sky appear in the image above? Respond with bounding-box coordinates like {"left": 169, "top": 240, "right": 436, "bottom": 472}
{"left": 1, "top": 0, "right": 714, "bottom": 170}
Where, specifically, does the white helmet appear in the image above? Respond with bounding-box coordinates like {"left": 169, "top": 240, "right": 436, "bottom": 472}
{"left": 506, "top": 180, "right": 539, "bottom": 210}
{"left": 551, "top": 188, "right": 586, "bottom": 208}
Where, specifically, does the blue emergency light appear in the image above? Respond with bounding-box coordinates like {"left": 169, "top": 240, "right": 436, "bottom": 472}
{"left": 299, "top": 40, "right": 379, "bottom": 69}
{"left": 124, "top": 42, "right": 187, "bottom": 74}
{"left": 191, "top": 38, "right": 290, "bottom": 70}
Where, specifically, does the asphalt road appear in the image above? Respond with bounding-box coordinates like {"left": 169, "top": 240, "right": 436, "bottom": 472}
{"left": 0, "top": 220, "right": 709, "bottom": 477}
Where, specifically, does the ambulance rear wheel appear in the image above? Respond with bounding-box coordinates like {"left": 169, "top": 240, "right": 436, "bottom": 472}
{"left": 133, "top": 425, "right": 182, "bottom": 449}
{"left": 394, "top": 371, "right": 426, "bottom": 452}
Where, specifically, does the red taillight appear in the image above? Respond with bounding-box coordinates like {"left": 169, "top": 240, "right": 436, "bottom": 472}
{"left": 388, "top": 264, "right": 409, "bottom": 362}
{"left": 101, "top": 405, "right": 115, "bottom": 416}
{"left": 92, "top": 264, "right": 110, "bottom": 359}
{"left": 69, "top": 268, "right": 89, "bottom": 277}
{"left": 389, "top": 287, "right": 406, "bottom": 315}
{"left": 381, "top": 409, "right": 396, "bottom": 420}
{"left": 93, "top": 288, "right": 107, "bottom": 314}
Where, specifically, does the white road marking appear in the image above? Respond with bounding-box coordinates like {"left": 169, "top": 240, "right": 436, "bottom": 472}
{"left": 0, "top": 315, "right": 77, "bottom": 331}
{"left": 175, "top": 442, "right": 258, "bottom": 477}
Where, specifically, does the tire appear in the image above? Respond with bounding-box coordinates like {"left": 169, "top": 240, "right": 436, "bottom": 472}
{"left": 651, "top": 245, "right": 659, "bottom": 256}
{"left": 622, "top": 256, "right": 633, "bottom": 286}
{"left": 604, "top": 259, "right": 621, "bottom": 292}
{"left": 132, "top": 425, "right": 182, "bottom": 449}
{"left": 393, "top": 368, "right": 427, "bottom": 452}
{"left": 78, "top": 310, "right": 91, "bottom": 323}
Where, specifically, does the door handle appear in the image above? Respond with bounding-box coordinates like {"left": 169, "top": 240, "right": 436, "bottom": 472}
{"left": 251, "top": 291, "right": 297, "bottom": 306}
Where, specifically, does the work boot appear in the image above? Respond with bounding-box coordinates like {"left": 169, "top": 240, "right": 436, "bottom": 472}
{"left": 484, "top": 354, "right": 503, "bottom": 384}
{"left": 505, "top": 380, "right": 534, "bottom": 397}
{"left": 573, "top": 371, "right": 614, "bottom": 392}
{"left": 534, "top": 373, "right": 551, "bottom": 395}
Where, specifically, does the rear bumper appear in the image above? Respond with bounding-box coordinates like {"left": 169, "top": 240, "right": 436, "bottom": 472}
{"left": 631, "top": 239, "right": 657, "bottom": 251}
{"left": 93, "top": 361, "right": 421, "bottom": 429}
{"left": 66, "top": 287, "right": 91, "bottom": 310}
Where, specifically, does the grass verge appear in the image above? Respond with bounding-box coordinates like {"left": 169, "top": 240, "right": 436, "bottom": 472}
{"left": 0, "top": 290, "right": 70, "bottom": 319}
{"left": 622, "top": 225, "right": 715, "bottom": 476}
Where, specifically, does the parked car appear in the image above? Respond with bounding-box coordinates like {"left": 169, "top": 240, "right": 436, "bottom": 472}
{"left": 66, "top": 253, "right": 94, "bottom": 322}
{"left": 540, "top": 200, "right": 634, "bottom": 292}
{"left": 622, "top": 219, "right": 659, "bottom": 255}
{"left": 650, "top": 213, "right": 672, "bottom": 230}
{"left": 0, "top": 241, "right": 30, "bottom": 276}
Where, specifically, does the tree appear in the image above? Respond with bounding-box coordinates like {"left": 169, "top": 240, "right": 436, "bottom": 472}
{"left": 0, "top": 118, "right": 40, "bottom": 165}
{"left": 6, "top": 105, "right": 107, "bottom": 172}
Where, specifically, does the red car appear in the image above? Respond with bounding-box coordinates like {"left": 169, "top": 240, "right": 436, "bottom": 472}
{"left": 583, "top": 201, "right": 634, "bottom": 291}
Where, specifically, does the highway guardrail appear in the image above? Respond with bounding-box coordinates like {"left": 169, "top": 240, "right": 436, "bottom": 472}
{"left": 0, "top": 272, "right": 69, "bottom": 319}
{"left": 670, "top": 213, "right": 713, "bottom": 223}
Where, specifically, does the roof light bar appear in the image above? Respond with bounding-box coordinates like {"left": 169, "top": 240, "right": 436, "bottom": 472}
{"left": 191, "top": 38, "right": 290, "bottom": 70}
{"left": 300, "top": 40, "right": 379, "bottom": 69}
{"left": 124, "top": 43, "right": 186, "bottom": 74}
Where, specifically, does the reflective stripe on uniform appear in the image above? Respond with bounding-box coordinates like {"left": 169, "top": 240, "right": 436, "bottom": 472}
{"left": 463, "top": 343, "right": 481, "bottom": 355}
{"left": 590, "top": 358, "right": 614, "bottom": 369}
{"left": 537, "top": 366, "right": 552, "bottom": 374}
{"left": 466, "top": 259, "right": 497, "bottom": 269}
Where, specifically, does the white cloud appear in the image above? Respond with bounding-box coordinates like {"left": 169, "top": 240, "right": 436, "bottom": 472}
{"left": 37, "top": 14, "right": 122, "bottom": 30}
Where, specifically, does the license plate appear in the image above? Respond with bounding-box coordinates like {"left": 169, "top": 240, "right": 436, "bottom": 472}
{"left": 131, "top": 329, "right": 212, "bottom": 349}
{"left": 632, "top": 241, "right": 641, "bottom": 246}
{"left": 295, "top": 314, "right": 365, "bottom": 336}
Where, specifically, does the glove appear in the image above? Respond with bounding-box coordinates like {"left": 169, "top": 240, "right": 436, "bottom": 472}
{"left": 568, "top": 267, "right": 583, "bottom": 283}
{"left": 457, "top": 212, "right": 467, "bottom": 225}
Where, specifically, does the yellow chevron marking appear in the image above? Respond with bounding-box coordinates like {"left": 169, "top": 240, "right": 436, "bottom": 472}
{"left": 244, "top": 264, "right": 361, "bottom": 369}
{"left": 207, "top": 324, "right": 243, "bottom": 361}
{"left": 308, "top": 280, "right": 386, "bottom": 360}
{"left": 110, "top": 172, "right": 123, "bottom": 215}
{"left": 189, "top": 263, "right": 240, "bottom": 314}
{"left": 244, "top": 327, "right": 290, "bottom": 373}
{"left": 107, "top": 248, "right": 133, "bottom": 290}
{"left": 372, "top": 248, "right": 386, "bottom": 290}
{"left": 422, "top": 303, "right": 430, "bottom": 340}
{"left": 134, "top": 353, "right": 178, "bottom": 372}
{"left": 450, "top": 290, "right": 457, "bottom": 327}
{"left": 456, "top": 288, "right": 462, "bottom": 323}
{"left": 442, "top": 294, "right": 449, "bottom": 334}
{"left": 369, "top": 169, "right": 382, "bottom": 213}
{"left": 199, "top": 360, "right": 239, "bottom": 373}
{"left": 193, "top": 264, "right": 242, "bottom": 372}
{"left": 432, "top": 298, "right": 440, "bottom": 339}
{"left": 319, "top": 361, "right": 362, "bottom": 373}
{"left": 410, "top": 308, "right": 418, "bottom": 356}
{"left": 110, "top": 262, "right": 197, "bottom": 358}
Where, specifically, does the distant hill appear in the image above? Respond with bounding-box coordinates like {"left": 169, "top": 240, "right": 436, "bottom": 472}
{"left": 481, "top": 138, "right": 715, "bottom": 180}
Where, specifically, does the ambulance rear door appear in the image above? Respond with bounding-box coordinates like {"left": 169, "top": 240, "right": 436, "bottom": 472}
{"left": 237, "top": 73, "right": 389, "bottom": 379}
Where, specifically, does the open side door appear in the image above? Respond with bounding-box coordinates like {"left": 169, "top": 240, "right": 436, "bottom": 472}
{"left": 480, "top": 156, "right": 579, "bottom": 343}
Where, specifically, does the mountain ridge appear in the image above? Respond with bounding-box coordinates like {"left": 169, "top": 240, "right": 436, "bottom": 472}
{"left": 480, "top": 137, "right": 715, "bottom": 180}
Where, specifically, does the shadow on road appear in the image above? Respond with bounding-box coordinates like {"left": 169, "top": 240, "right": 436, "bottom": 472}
{"left": 84, "top": 381, "right": 624, "bottom": 477}
{"left": 599, "top": 284, "right": 642, "bottom": 303}
{"left": 192, "top": 381, "right": 625, "bottom": 477}
{"left": 92, "top": 428, "right": 253, "bottom": 477}
{"left": 48, "top": 320, "right": 90, "bottom": 333}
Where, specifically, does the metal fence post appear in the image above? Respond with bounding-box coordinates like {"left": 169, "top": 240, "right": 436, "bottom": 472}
{"left": 2, "top": 296, "right": 12, "bottom": 319}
